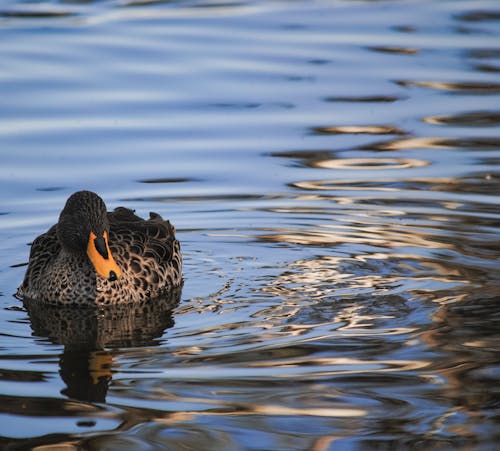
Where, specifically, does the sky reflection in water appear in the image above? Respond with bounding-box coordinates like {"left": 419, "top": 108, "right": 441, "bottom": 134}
{"left": 0, "top": 0, "right": 500, "bottom": 449}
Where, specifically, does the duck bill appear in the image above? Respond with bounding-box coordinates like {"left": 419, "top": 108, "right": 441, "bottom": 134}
{"left": 87, "top": 231, "right": 122, "bottom": 281}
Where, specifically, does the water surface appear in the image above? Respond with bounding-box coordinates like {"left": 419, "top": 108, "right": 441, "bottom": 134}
{"left": 1, "top": 0, "right": 500, "bottom": 448}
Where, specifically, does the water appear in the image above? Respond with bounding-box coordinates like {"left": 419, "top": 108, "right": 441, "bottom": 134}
{"left": 1, "top": 0, "right": 500, "bottom": 448}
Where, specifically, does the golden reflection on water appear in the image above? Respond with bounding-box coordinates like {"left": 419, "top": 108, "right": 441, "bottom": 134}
{"left": 244, "top": 356, "right": 429, "bottom": 373}
{"left": 313, "top": 125, "right": 407, "bottom": 135}
{"left": 290, "top": 177, "right": 446, "bottom": 191}
{"left": 396, "top": 80, "right": 500, "bottom": 93}
{"left": 311, "top": 157, "right": 429, "bottom": 170}
{"left": 288, "top": 173, "right": 500, "bottom": 196}
{"left": 260, "top": 253, "right": 467, "bottom": 306}
{"left": 423, "top": 111, "right": 500, "bottom": 127}
{"left": 359, "top": 136, "right": 500, "bottom": 151}
{"left": 256, "top": 141, "right": 498, "bottom": 440}
{"left": 153, "top": 401, "right": 367, "bottom": 419}
{"left": 259, "top": 221, "right": 456, "bottom": 250}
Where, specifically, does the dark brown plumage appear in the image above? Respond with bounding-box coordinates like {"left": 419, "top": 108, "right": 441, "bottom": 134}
{"left": 17, "top": 191, "right": 183, "bottom": 306}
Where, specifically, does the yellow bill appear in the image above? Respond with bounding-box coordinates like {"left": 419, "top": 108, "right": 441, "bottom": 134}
{"left": 87, "top": 231, "right": 122, "bottom": 281}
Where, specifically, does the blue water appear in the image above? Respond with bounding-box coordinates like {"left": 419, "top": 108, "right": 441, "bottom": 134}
{"left": 1, "top": 0, "right": 500, "bottom": 448}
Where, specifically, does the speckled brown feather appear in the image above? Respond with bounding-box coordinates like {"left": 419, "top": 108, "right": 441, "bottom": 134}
{"left": 17, "top": 201, "right": 182, "bottom": 306}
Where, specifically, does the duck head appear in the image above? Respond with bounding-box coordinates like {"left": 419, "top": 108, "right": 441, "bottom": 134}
{"left": 57, "top": 191, "right": 122, "bottom": 281}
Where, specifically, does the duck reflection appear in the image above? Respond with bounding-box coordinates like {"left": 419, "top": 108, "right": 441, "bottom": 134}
{"left": 24, "top": 287, "right": 182, "bottom": 403}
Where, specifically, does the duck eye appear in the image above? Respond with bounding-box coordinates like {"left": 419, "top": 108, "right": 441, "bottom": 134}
{"left": 108, "top": 271, "right": 117, "bottom": 281}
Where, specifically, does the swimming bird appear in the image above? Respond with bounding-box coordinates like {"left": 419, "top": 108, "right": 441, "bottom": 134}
{"left": 17, "top": 190, "right": 182, "bottom": 306}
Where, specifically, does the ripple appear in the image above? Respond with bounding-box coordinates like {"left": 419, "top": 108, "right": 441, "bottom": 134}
{"left": 122, "top": 0, "right": 183, "bottom": 6}
{"left": 0, "top": 7, "right": 76, "bottom": 19}
{"left": 0, "top": 367, "right": 45, "bottom": 383}
{"left": 287, "top": 173, "right": 500, "bottom": 196}
{"left": 456, "top": 10, "right": 500, "bottom": 22}
{"left": 289, "top": 179, "right": 399, "bottom": 192}
{"left": 395, "top": 80, "right": 500, "bottom": 94}
{"left": 467, "top": 48, "right": 500, "bottom": 74}
{"left": 0, "top": 392, "right": 117, "bottom": 424}
{"left": 211, "top": 102, "right": 261, "bottom": 109}
{"left": 475, "top": 64, "right": 500, "bottom": 74}
{"left": 272, "top": 151, "right": 429, "bottom": 171}
{"left": 123, "top": 193, "right": 267, "bottom": 203}
{"left": 35, "top": 186, "right": 66, "bottom": 192}
{"left": 367, "top": 46, "right": 419, "bottom": 55}
{"left": 256, "top": 223, "right": 455, "bottom": 250}
{"left": 360, "top": 136, "right": 500, "bottom": 151}
{"left": 392, "top": 25, "right": 417, "bottom": 33}
{"left": 139, "top": 177, "right": 197, "bottom": 184}
{"left": 1, "top": 0, "right": 500, "bottom": 447}
{"left": 466, "top": 48, "right": 500, "bottom": 59}
{"left": 423, "top": 111, "right": 500, "bottom": 127}
{"left": 325, "top": 95, "right": 405, "bottom": 103}
{"left": 313, "top": 125, "right": 408, "bottom": 136}
{"left": 258, "top": 253, "right": 470, "bottom": 313}
{"left": 311, "top": 157, "right": 428, "bottom": 170}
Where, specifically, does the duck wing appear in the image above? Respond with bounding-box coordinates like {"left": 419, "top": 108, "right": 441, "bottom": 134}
{"left": 18, "top": 225, "right": 61, "bottom": 297}
{"left": 108, "top": 207, "right": 182, "bottom": 294}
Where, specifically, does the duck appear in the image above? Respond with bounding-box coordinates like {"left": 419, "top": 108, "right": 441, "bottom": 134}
{"left": 17, "top": 190, "right": 182, "bottom": 306}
